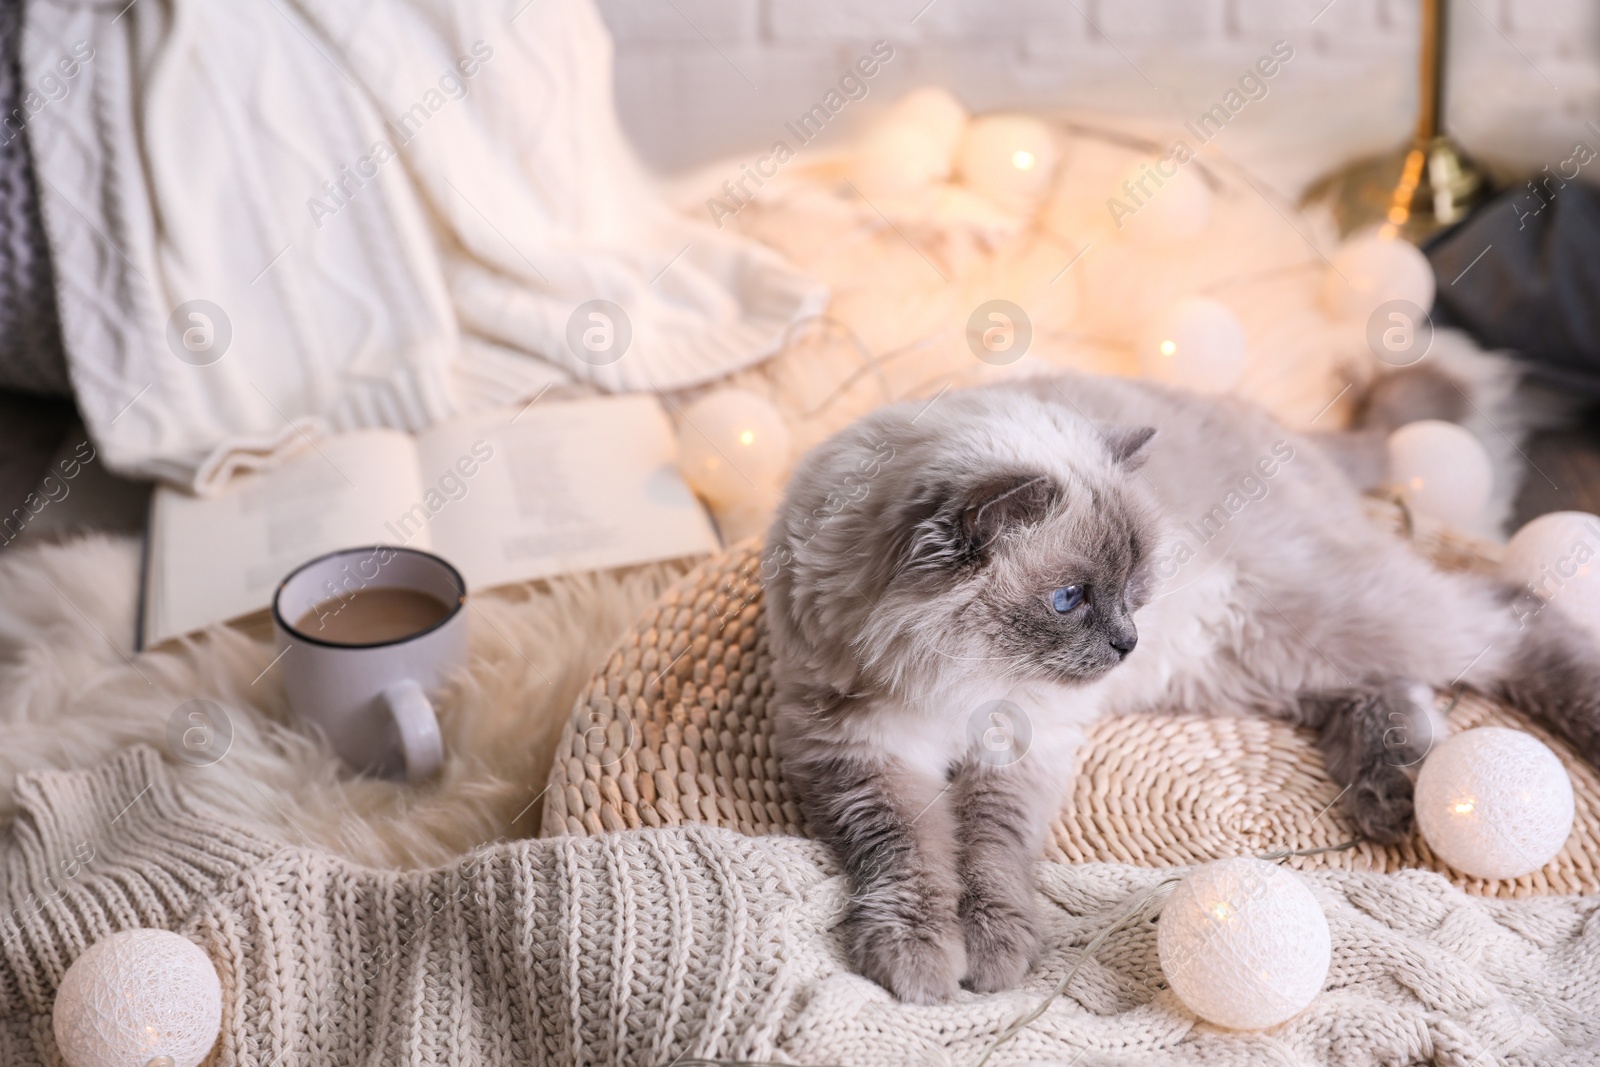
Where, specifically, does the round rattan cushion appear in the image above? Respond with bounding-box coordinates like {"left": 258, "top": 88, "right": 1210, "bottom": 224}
{"left": 540, "top": 516, "right": 1600, "bottom": 898}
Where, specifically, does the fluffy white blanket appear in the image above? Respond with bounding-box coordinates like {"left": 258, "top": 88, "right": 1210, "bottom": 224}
{"left": 0, "top": 529, "right": 680, "bottom": 868}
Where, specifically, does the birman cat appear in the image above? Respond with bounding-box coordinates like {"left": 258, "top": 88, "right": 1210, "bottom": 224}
{"left": 763, "top": 371, "right": 1600, "bottom": 1004}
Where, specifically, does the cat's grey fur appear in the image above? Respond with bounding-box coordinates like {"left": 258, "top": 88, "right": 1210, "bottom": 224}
{"left": 763, "top": 371, "right": 1600, "bottom": 1004}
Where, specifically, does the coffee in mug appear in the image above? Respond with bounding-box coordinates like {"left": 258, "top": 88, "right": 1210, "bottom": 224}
{"left": 295, "top": 587, "right": 454, "bottom": 645}
{"left": 272, "top": 546, "right": 467, "bottom": 780}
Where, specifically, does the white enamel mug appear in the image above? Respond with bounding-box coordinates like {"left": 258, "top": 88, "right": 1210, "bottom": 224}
{"left": 271, "top": 546, "right": 467, "bottom": 781}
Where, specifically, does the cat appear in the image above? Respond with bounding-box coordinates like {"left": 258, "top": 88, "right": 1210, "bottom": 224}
{"left": 762, "top": 369, "right": 1600, "bottom": 1004}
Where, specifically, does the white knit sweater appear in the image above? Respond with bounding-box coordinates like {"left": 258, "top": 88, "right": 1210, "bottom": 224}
{"left": 3, "top": 746, "right": 1598, "bottom": 1066}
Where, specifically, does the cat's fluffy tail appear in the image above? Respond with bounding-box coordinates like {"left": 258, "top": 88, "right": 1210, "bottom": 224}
{"left": 1474, "top": 603, "right": 1600, "bottom": 769}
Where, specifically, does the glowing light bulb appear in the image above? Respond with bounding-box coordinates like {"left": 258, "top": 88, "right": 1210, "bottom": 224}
{"left": 1385, "top": 420, "right": 1492, "bottom": 530}
{"left": 1136, "top": 297, "right": 1245, "bottom": 393}
{"left": 955, "top": 114, "right": 1059, "bottom": 213}
{"left": 1321, "top": 232, "right": 1436, "bottom": 322}
{"left": 1501, "top": 511, "right": 1600, "bottom": 641}
{"left": 53, "top": 930, "right": 223, "bottom": 1067}
{"left": 1415, "top": 727, "right": 1574, "bottom": 880}
{"left": 850, "top": 87, "right": 968, "bottom": 199}
{"left": 676, "top": 388, "right": 791, "bottom": 510}
{"left": 1158, "top": 858, "right": 1330, "bottom": 1030}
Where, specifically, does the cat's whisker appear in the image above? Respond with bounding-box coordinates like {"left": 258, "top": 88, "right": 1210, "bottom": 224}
{"left": 927, "top": 645, "right": 1032, "bottom": 668}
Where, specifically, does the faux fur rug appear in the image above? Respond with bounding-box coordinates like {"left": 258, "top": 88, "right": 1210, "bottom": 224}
{"left": 0, "top": 532, "right": 690, "bottom": 867}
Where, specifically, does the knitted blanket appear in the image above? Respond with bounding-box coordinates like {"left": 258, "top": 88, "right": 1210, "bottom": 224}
{"left": 23, "top": 0, "right": 823, "bottom": 490}
{"left": 3, "top": 747, "right": 1599, "bottom": 1067}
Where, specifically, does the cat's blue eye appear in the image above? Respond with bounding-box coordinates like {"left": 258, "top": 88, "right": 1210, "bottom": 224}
{"left": 1050, "top": 585, "right": 1085, "bottom": 614}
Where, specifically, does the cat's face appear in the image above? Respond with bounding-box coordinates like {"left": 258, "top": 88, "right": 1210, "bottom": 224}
{"left": 883, "top": 433, "right": 1159, "bottom": 691}
{"left": 981, "top": 497, "right": 1155, "bottom": 685}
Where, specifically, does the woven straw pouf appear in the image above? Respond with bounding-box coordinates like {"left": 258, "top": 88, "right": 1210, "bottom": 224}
{"left": 541, "top": 508, "right": 1600, "bottom": 898}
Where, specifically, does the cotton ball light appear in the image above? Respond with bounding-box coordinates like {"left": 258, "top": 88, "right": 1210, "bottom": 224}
{"left": 1386, "top": 420, "right": 1492, "bottom": 529}
{"left": 1321, "top": 232, "right": 1436, "bottom": 322}
{"left": 1137, "top": 297, "right": 1246, "bottom": 394}
{"left": 1501, "top": 511, "right": 1600, "bottom": 639}
{"left": 955, "top": 114, "right": 1059, "bottom": 214}
{"left": 1414, "top": 727, "right": 1575, "bottom": 880}
{"left": 676, "top": 388, "right": 791, "bottom": 511}
{"left": 1157, "top": 857, "right": 1330, "bottom": 1030}
{"left": 851, "top": 87, "right": 968, "bottom": 199}
{"left": 1117, "top": 162, "right": 1213, "bottom": 244}
{"left": 54, "top": 929, "right": 222, "bottom": 1067}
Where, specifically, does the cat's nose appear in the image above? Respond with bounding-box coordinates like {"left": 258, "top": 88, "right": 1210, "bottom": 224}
{"left": 1110, "top": 632, "right": 1137, "bottom": 656}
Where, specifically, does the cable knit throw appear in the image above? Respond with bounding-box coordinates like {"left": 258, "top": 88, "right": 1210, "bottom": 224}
{"left": 22, "top": 0, "right": 823, "bottom": 490}
{"left": 3, "top": 747, "right": 1600, "bottom": 1066}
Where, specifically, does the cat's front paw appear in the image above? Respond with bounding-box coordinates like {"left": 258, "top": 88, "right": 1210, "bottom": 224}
{"left": 1347, "top": 764, "right": 1415, "bottom": 844}
{"left": 848, "top": 906, "right": 967, "bottom": 1004}
{"left": 960, "top": 893, "right": 1041, "bottom": 993}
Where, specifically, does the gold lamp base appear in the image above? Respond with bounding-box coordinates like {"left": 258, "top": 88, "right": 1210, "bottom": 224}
{"left": 1303, "top": 135, "right": 1492, "bottom": 243}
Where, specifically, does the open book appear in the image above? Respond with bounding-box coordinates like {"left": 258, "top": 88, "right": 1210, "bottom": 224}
{"left": 140, "top": 395, "right": 721, "bottom": 648}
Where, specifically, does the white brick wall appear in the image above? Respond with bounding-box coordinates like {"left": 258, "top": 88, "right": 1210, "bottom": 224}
{"left": 1093, "top": 0, "right": 1221, "bottom": 41}
{"left": 601, "top": 0, "right": 753, "bottom": 43}
{"left": 596, "top": 0, "right": 1600, "bottom": 187}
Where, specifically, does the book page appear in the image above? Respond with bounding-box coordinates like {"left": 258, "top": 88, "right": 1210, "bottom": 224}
{"left": 414, "top": 395, "right": 719, "bottom": 591}
{"left": 145, "top": 430, "right": 426, "bottom": 646}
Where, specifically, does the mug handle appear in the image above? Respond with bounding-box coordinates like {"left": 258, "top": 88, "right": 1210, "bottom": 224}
{"left": 379, "top": 680, "right": 444, "bottom": 782}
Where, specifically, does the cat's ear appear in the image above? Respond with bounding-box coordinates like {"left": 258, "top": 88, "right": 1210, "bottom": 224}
{"left": 902, "top": 471, "right": 1061, "bottom": 571}
{"left": 958, "top": 473, "right": 1059, "bottom": 551}
{"left": 1100, "top": 425, "right": 1157, "bottom": 470}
